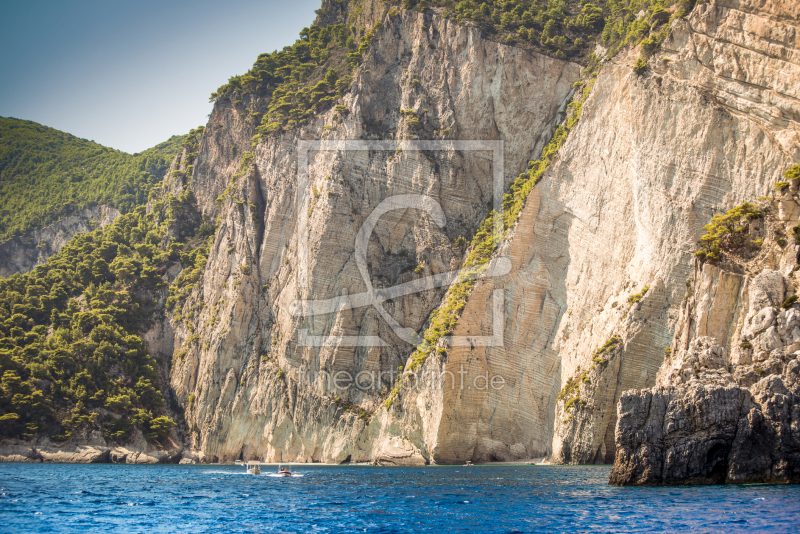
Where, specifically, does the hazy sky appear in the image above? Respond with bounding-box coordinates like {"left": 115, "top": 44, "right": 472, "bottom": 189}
{"left": 0, "top": 0, "right": 320, "bottom": 153}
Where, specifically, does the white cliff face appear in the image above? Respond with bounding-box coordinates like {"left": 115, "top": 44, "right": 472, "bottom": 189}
{"left": 445, "top": 0, "right": 798, "bottom": 464}
{"left": 0, "top": 205, "right": 120, "bottom": 278}
{"left": 155, "top": 0, "right": 798, "bottom": 465}
{"left": 167, "top": 8, "right": 580, "bottom": 463}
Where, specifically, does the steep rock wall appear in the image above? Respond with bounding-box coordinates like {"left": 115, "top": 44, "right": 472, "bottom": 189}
{"left": 542, "top": 0, "right": 798, "bottom": 464}
{"left": 156, "top": 0, "right": 798, "bottom": 465}
{"left": 169, "top": 7, "right": 580, "bottom": 463}
{"left": 433, "top": 0, "right": 798, "bottom": 464}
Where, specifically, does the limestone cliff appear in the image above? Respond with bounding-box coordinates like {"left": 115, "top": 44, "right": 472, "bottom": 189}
{"left": 167, "top": 5, "right": 580, "bottom": 463}
{"left": 154, "top": 0, "right": 800, "bottom": 466}
{"left": 610, "top": 199, "right": 800, "bottom": 485}
{"left": 541, "top": 0, "right": 799, "bottom": 464}
{"left": 0, "top": 205, "right": 120, "bottom": 278}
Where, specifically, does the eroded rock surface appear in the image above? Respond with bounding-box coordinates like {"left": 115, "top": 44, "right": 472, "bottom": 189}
{"left": 0, "top": 430, "right": 183, "bottom": 465}
{"left": 167, "top": 0, "right": 798, "bottom": 466}
{"left": 533, "top": 0, "right": 798, "bottom": 465}
{"left": 169, "top": 5, "right": 580, "bottom": 464}
{"left": 0, "top": 205, "right": 120, "bottom": 277}
{"left": 13, "top": 0, "right": 796, "bottom": 468}
{"left": 610, "top": 210, "right": 800, "bottom": 485}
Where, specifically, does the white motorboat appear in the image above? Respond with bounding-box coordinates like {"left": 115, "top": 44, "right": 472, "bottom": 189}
{"left": 245, "top": 461, "right": 262, "bottom": 475}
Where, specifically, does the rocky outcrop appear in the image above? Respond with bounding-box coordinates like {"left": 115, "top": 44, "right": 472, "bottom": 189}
{"left": 10, "top": 0, "right": 790, "bottom": 469}
{"left": 610, "top": 336, "right": 800, "bottom": 485}
{"left": 0, "top": 431, "right": 184, "bottom": 464}
{"left": 610, "top": 203, "right": 800, "bottom": 484}
{"left": 371, "top": 436, "right": 427, "bottom": 466}
{"left": 0, "top": 204, "right": 120, "bottom": 277}
{"left": 0, "top": 0, "right": 793, "bottom": 470}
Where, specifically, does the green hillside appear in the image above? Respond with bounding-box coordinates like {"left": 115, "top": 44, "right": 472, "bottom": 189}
{"left": 0, "top": 121, "right": 211, "bottom": 443}
{"left": 0, "top": 117, "right": 187, "bottom": 242}
{"left": 0, "top": 185, "right": 215, "bottom": 442}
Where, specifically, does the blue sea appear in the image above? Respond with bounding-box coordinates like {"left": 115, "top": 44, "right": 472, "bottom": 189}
{"left": 1, "top": 463, "right": 798, "bottom": 533}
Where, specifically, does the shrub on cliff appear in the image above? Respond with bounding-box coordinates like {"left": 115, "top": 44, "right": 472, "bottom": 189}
{"left": 694, "top": 202, "right": 762, "bottom": 262}
{"left": 444, "top": 0, "right": 694, "bottom": 62}
{"left": 633, "top": 57, "right": 648, "bottom": 75}
{"left": 216, "top": 1, "right": 702, "bottom": 143}
{"left": 784, "top": 163, "right": 800, "bottom": 182}
{"left": 211, "top": 21, "right": 381, "bottom": 140}
{"left": 627, "top": 287, "right": 649, "bottom": 305}
{"left": 592, "top": 336, "right": 621, "bottom": 365}
{"left": 149, "top": 415, "right": 176, "bottom": 436}
{"left": 791, "top": 226, "right": 800, "bottom": 244}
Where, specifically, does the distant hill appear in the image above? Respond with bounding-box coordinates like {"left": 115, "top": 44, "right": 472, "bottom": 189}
{"left": 0, "top": 117, "right": 187, "bottom": 242}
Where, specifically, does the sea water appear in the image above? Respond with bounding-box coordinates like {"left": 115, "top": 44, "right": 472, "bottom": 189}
{"left": 1, "top": 463, "right": 798, "bottom": 533}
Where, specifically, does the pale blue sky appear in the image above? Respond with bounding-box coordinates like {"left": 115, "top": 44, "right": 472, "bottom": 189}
{"left": 0, "top": 0, "right": 320, "bottom": 153}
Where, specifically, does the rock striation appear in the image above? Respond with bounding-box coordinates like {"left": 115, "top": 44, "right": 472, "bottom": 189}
{"left": 166, "top": 4, "right": 580, "bottom": 464}
{"left": 167, "top": 0, "right": 798, "bottom": 466}
{"left": 531, "top": 0, "right": 798, "bottom": 465}
{"left": 4, "top": 0, "right": 797, "bottom": 470}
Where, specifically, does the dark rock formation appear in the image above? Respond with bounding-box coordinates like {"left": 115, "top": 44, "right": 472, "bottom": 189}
{"left": 610, "top": 339, "right": 800, "bottom": 485}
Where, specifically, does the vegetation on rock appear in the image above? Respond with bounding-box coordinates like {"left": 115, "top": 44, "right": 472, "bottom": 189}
{"left": 211, "top": 20, "right": 381, "bottom": 141}
{"left": 783, "top": 163, "right": 800, "bottom": 183}
{"left": 627, "top": 286, "right": 649, "bottom": 305}
{"left": 398, "top": 0, "right": 697, "bottom": 63}
{"left": 0, "top": 187, "right": 214, "bottom": 442}
{"left": 591, "top": 335, "right": 620, "bottom": 366}
{"left": 384, "top": 57, "right": 602, "bottom": 408}
{"left": 694, "top": 202, "right": 763, "bottom": 262}
{"left": 782, "top": 295, "right": 798, "bottom": 309}
{"left": 556, "top": 336, "right": 619, "bottom": 421}
{"left": 213, "top": 0, "right": 699, "bottom": 146}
